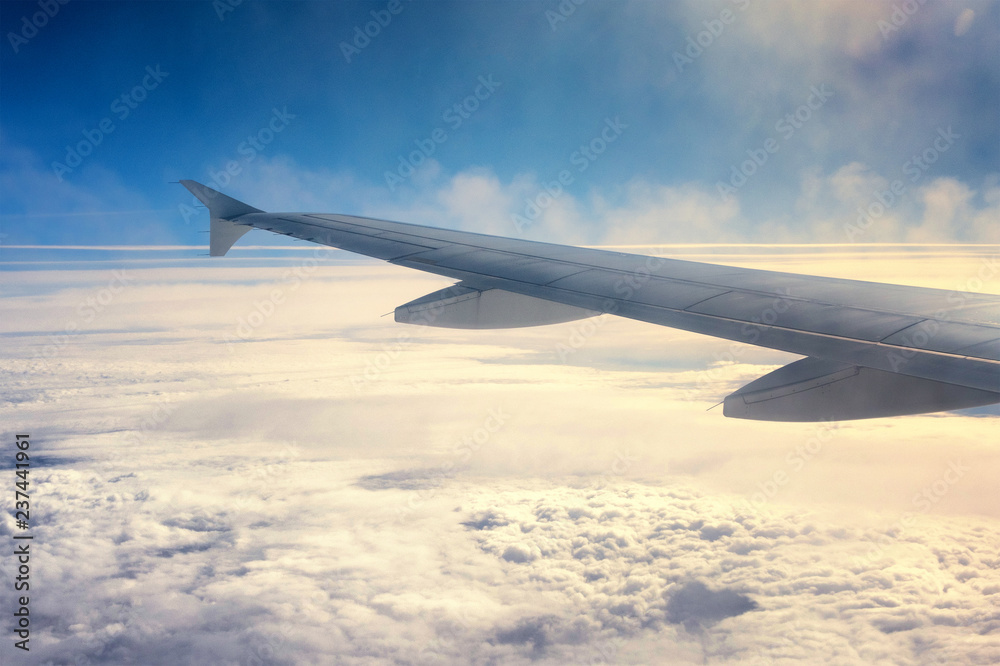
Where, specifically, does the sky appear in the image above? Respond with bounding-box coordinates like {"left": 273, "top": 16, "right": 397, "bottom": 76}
{"left": 0, "top": 0, "right": 998, "bottom": 248}
{"left": 1, "top": 1, "right": 1000, "bottom": 665}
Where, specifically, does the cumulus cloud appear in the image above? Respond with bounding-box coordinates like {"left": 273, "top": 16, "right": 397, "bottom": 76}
{"left": 216, "top": 153, "right": 1000, "bottom": 249}
{"left": 593, "top": 181, "right": 743, "bottom": 245}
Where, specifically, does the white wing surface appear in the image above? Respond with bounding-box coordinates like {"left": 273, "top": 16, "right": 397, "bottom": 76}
{"left": 181, "top": 180, "right": 1000, "bottom": 421}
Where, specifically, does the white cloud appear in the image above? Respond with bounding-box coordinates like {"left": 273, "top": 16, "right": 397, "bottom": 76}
{"left": 220, "top": 154, "right": 1000, "bottom": 248}
{"left": 594, "top": 181, "right": 743, "bottom": 245}
{"left": 1, "top": 252, "right": 997, "bottom": 664}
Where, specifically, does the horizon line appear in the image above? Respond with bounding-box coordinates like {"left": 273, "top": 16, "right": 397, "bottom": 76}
{"left": 4, "top": 243, "right": 1000, "bottom": 251}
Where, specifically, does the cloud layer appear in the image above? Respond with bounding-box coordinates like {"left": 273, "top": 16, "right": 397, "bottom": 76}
{"left": 1, "top": 254, "right": 998, "bottom": 664}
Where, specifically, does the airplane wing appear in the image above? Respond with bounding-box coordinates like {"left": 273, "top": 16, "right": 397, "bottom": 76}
{"left": 181, "top": 180, "right": 1000, "bottom": 421}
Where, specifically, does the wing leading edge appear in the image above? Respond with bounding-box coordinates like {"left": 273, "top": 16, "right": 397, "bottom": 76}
{"left": 181, "top": 180, "right": 1000, "bottom": 421}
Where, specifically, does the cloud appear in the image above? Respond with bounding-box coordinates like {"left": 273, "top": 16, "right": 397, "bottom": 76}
{"left": 594, "top": 181, "right": 743, "bottom": 244}
{"left": 357, "top": 468, "right": 450, "bottom": 491}
{"left": 665, "top": 581, "right": 758, "bottom": 631}
{"left": 1, "top": 253, "right": 998, "bottom": 664}
{"left": 210, "top": 153, "right": 1000, "bottom": 248}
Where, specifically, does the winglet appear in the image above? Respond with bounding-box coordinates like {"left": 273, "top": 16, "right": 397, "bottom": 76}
{"left": 180, "top": 180, "right": 262, "bottom": 219}
{"left": 179, "top": 180, "right": 263, "bottom": 256}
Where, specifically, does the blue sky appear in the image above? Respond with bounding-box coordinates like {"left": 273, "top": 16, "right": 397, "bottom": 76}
{"left": 1, "top": 0, "right": 998, "bottom": 249}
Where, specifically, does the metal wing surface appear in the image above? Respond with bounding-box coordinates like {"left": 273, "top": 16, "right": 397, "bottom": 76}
{"left": 182, "top": 180, "right": 1000, "bottom": 421}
